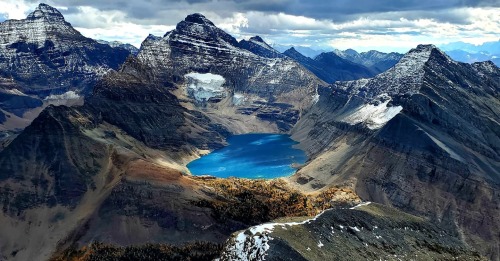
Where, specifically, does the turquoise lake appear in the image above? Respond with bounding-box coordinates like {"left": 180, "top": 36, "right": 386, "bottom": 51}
{"left": 187, "top": 134, "right": 307, "bottom": 179}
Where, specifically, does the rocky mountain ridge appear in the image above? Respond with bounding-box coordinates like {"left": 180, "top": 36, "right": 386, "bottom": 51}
{"left": 219, "top": 203, "right": 484, "bottom": 261}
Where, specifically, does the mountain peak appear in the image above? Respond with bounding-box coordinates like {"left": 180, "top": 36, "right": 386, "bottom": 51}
{"left": 407, "top": 44, "right": 453, "bottom": 64}
{"left": 27, "top": 3, "right": 65, "bottom": 21}
{"left": 415, "top": 44, "right": 437, "bottom": 51}
{"left": 173, "top": 13, "right": 239, "bottom": 47}
{"left": 250, "top": 36, "right": 265, "bottom": 43}
{"left": 283, "top": 47, "right": 302, "bottom": 56}
{"left": 183, "top": 13, "right": 215, "bottom": 26}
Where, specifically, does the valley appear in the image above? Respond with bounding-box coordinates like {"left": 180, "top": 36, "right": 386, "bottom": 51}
{"left": 0, "top": 3, "right": 498, "bottom": 261}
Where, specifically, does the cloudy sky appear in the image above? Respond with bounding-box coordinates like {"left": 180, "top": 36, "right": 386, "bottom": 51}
{"left": 1, "top": 0, "right": 499, "bottom": 52}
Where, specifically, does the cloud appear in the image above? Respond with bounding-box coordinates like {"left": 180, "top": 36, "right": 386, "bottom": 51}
{"left": 1, "top": 0, "right": 498, "bottom": 52}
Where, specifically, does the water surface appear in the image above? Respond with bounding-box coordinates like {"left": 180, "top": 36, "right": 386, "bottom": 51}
{"left": 187, "top": 134, "right": 307, "bottom": 179}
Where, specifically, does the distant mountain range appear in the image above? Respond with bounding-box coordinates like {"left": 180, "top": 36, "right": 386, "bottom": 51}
{"left": 97, "top": 40, "right": 139, "bottom": 55}
{"left": 439, "top": 40, "right": 500, "bottom": 66}
{"left": 272, "top": 44, "right": 334, "bottom": 58}
{"left": 283, "top": 47, "right": 375, "bottom": 83}
{"left": 274, "top": 41, "right": 500, "bottom": 67}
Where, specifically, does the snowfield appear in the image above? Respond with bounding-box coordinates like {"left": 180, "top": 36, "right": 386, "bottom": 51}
{"left": 343, "top": 99, "right": 403, "bottom": 129}
{"left": 44, "top": 91, "right": 81, "bottom": 100}
{"left": 185, "top": 72, "right": 227, "bottom": 102}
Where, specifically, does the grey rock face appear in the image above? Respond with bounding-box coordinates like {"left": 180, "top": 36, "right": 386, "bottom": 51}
{"left": 0, "top": 3, "right": 130, "bottom": 97}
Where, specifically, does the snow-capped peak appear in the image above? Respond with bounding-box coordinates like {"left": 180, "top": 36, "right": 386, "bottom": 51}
{"left": 27, "top": 3, "right": 65, "bottom": 22}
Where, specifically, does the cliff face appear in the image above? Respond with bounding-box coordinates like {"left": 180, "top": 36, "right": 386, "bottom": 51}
{"left": 292, "top": 45, "right": 500, "bottom": 259}
{"left": 0, "top": 4, "right": 130, "bottom": 97}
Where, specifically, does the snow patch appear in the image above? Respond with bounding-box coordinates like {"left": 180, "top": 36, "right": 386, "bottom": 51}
{"left": 185, "top": 72, "right": 226, "bottom": 102}
{"left": 233, "top": 93, "right": 246, "bottom": 105}
{"left": 350, "top": 226, "right": 361, "bottom": 232}
{"left": 4, "top": 88, "right": 27, "bottom": 96}
{"left": 312, "top": 93, "right": 320, "bottom": 104}
{"left": 426, "top": 133, "right": 465, "bottom": 162}
{"left": 343, "top": 100, "right": 402, "bottom": 129}
{"left": 44, "top": 91, "right": 80, "bottom": 100}
{"left": 350, "top": 201, "right": 372, "bottom": 209}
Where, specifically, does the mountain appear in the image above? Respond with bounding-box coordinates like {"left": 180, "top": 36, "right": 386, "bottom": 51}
{"left": 440, "top": 40, "right": 500, "bottom": 66}
{"left": 440, "top": 40, "right": 500, "bottom": 54}
{"left": 0, "top": 3, "right": 130, "bottom": 135}
{"left": 97, "top": 40, "right": 139, "bottom": 55}
{"left": 0, "top": 53, "right": 245, "bottom": 260}
{"left": 239, "top": 36, "right": 285, "bottom": 58}
{"left": 335, "top": 49, "right": 403, "bottom": 74}
{"left": 444, "top": 49, "right": 500, "bottom": 66}
{"left": 284, "top": 47, "right": 375, "bottom": 83}
{"left": 219, "top": 203, "right": 483, "bottom": 260}
{"left": 273, "top": 44, "right": 332, "bottom": 58}
{"left": 292, "top": 44, "right": 500, "bottom": 260}
{"left": 0, "top": 3, "right": 130, "bottom": 97}
{"left": 137, "top": 13, "right": 324, "bottom": 132}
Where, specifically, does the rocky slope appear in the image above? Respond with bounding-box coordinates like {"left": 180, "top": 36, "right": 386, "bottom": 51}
{"left": 219, "top": 203, "right": 484, "bottom": 261}
{"left": 283, "top": 47, "right": 375, "bottom": 83}
{"left": 0, "top": 3, "right": 130, "bottom": 97}
{"left": 292, "top": 44, "right": 500, "bottom": 260}
{"left": 335, "top": 49, "right": 403, "bottom": 74}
